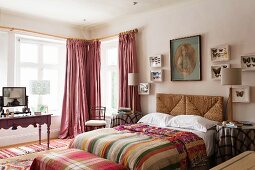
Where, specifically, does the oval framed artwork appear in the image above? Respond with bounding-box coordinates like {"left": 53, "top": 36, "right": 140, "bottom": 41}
{"left": 170, "top": 35, "right": 201, "bottom": 81}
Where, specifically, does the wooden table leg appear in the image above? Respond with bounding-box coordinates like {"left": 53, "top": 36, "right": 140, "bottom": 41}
{"left": 39, "top": 125, "right": 41, "bottom": 145}
{"left": 47, "top": 125, "right": 50, "bottom": 150}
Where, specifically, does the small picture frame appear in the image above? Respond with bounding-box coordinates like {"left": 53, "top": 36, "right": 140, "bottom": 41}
{"left": 149, "top": 55, "right": 162, "bottom": 67}
{"left": 150, "top": 70, "right": 163, "bottom": 82}
{"left": 211, "top": 64, "right": 230, "bottom": 80}
{"left": 241, "top": 55, "right": 255, "bottom": 71}
{"left": 232, "top": 86, "right": 250, "bottom": 103}
{"left": 138, "top": 83, "right": 150, "bottom": 95}
{"left": 211, "top": 45, "right": 230, "bottom": 62}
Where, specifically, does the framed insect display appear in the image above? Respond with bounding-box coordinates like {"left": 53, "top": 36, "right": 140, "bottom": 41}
{"left": 138, "top": 83, "right": 150, "bottom": 95}
{"left": 211, "top": 64, "right": 230, "bottom": 80}
{"left": 241, "top": 55, "right": 255, "bottom": 71}
{"left": 150, "top": 70, "right": 163, "bottom": 82}
{"left": 211, "top": 45, "right": 230, "bottom": 62}
{"left": 149, "top": 55, "right": 162, "bottom": 67}
{"left": 232, "top": 86, "right": 250, "bottom": 103}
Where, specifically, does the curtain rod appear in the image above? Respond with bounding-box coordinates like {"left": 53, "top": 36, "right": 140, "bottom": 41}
{"left": 96, "top": 28, "right": 138, "bottom": 40}
{"left": 0, "top": 25, "right": 138, "bottom": 41}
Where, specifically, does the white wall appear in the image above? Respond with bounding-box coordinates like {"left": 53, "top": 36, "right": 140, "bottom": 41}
{"left": 88, "top": 0, "right": 255, "bottom": 122}
{"left": 0, "top": 12, "right": 84, "bottom": 147}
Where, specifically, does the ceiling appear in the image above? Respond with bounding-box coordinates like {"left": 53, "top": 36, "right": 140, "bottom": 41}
{"left": 0, "top": 0, "right": 192, "bottom": 27}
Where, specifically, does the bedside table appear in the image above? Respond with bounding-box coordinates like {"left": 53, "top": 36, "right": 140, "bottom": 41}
{"left": 215, "top": 124, "right": 255, "bottom": 164}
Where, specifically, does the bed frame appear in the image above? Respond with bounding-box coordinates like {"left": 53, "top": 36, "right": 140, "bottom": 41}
{"left": 156, "top": 93, "right": 224, "bottom": 122}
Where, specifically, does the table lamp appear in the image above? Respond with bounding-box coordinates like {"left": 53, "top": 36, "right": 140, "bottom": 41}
{"left": 128, "top": 73, "right": 139, "bottom": 112}
{"left": 221, "top": 68, "right": 242, "bottom": 121}
{"left": 29, "top": 80, "right": 50, "bottom": 113}
{"left": 128, "top": 73, "right": 139, "bottom": 86}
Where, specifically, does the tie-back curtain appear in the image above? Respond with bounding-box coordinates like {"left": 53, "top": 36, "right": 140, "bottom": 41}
{"left": 118, "top": 32, "right": 141, "bottom": 112}
{"left": 59, "top": 39, "right": 101, "bottom": 139}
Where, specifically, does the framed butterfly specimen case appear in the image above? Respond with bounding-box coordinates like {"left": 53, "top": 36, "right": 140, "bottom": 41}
{"left": 232, "top": 86, "right": 250, "bottom": 103}
{"left": 150, "top": 70, "right": 163, "bottom": 82}
{"left": 241, "top": 55, "right": 255, "bottom": 71}
{"left": 211, "top": 45, "right": 230, "bottom": 62}
{"left": 211, "top": 64, "right": 230, "bottom": 80}
{"left": 149, "top": 55, "right": 162, "bottom": 67}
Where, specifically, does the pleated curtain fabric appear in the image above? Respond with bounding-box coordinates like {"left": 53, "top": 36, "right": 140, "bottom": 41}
{"left": 118, "top": 32, "right": 141, "bottom": 112}
{"left": 59, "top": 39, "right": 101, "bottom": 139}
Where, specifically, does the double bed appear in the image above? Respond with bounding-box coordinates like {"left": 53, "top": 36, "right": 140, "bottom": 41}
{"left": 32, "top": 93, "right": 224, "bottom": 170}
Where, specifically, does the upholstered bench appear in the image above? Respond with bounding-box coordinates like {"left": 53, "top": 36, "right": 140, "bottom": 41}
{"left": 30, "top": 148, "right": 127, "bottom": 170}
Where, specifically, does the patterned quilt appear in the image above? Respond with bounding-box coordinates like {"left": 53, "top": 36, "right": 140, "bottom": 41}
{"left": 30, "top": 149, "right": 127, "bottom": 170}
{"left": 71, "top": 124, "right": 208, "bottom": 170}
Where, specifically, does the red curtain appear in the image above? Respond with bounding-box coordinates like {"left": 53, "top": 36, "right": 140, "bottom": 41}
{"left": 118, "top": 32, "right": 141, "bottom": 112}
{"left": 59, "top": 39, "right": 101, "bottom": 139}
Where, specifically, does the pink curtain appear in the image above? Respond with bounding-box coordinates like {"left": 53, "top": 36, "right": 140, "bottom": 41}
{"left": 86, "top": 41, "right": 101, "bottom": 108}
{"left": 59, "top": 39, "right": 101, "bottom": 139}
{"left": 118, "top": 32, "right": 141, "bottom": 112}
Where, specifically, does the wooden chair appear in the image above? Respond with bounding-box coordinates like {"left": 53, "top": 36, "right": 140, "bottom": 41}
{"left": 85, "top": 106, "right": 106, "bottom": 131}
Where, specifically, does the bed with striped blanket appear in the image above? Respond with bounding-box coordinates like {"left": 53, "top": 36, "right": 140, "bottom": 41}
{"left": 70, "top": 124, "right": 208, "bottom": 170}
{"left": 30, "top": 149, "right": 127, "bottom": 170}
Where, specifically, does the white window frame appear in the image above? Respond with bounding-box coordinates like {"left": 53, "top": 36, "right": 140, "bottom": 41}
{"left": 15, "top": 35, "right": 66, "bottom": 115}
{"left": 101, "top": 38, "right": 119, "bottom": 116}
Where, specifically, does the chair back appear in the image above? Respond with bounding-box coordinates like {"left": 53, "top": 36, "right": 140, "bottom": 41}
{"left": 89, "top": 106, "right": 106, "bottom": 120}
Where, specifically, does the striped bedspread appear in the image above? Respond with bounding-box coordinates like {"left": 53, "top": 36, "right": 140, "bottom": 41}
{"left": 71, "top": 124, "right": 208, "bottom": 170}
{"left": 30, "top": 149, "right": 127, "bottom": 170}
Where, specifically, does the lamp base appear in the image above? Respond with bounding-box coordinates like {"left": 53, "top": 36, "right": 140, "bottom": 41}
{"left": 227, "top": 87, "right": 233, "bottom": 121}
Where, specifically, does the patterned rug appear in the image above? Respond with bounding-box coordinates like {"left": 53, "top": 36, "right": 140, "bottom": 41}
{"left": 0, "top": 139, "right": 71, "bottom": 159}
{"left": 0, "top": 159, "right": 33, "bottom": 170}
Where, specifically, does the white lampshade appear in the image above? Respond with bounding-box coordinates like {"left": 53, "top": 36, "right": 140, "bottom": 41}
{"left": 221, "top": 68, "right": 242, "bottom": 85}
{"left": 128, "top": 73, "right": 139, "bottom": 86}
{"left": 29, "top": 80, "right": 50, "bottom": 95}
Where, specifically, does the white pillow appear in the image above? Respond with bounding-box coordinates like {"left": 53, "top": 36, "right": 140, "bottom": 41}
{"left": 167, "top": 115, "right": 218, "bottom": 132}
{"left": 138, "top": 112, "right": 173, "bottom": 127}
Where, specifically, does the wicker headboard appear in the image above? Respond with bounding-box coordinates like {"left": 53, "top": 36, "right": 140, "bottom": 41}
{"left": 156, "top": 93, "right": 224, "bottom": 122}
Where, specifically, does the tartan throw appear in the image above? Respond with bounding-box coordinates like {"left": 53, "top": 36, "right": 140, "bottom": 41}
{"left": 215, "top": 125, "right": 255, "bottom": 164}
{"left": 111, "top": 113, "right": 143, "bottom": 127}
{"left": 30, "top": 149, "right": 127, "bottom": 170}
{"left": 71, "top": 124, "right": 208, "bottom": 170}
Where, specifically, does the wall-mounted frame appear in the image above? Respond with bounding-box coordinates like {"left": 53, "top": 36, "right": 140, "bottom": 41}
{"left": 138, "top": 83, "right": 150, "bottom": 95}
{"left": 232, "top": 86, "right": 250, "bottom": 103}
{"left": 241, "top": 55, "right": 255, "bottom": 71}
{"left": 150, "top": 70, "right": 163, "bottom": 82}
{"left": 149, "top": 55, "right": 162, "bottom": 67}
{"left": 211, "top": 64, "right": 230, "bottom": 80}
{"left": 211, "top": 45, "right": 230, "bottom": 62}
{"left": 170, "top": 35, "right": 201, "bottom": 81}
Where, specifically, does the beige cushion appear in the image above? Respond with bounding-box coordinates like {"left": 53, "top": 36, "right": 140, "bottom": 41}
{"left": 85, "top": 120, "right": 106, "bottom": 126}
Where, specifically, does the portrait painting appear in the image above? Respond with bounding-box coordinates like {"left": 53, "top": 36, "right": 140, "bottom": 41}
{"left": 170, "top": 35, "right": 201, "bottom": 81}
{"left": 232, "top": 86, "right": 250, "bottom": 103}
